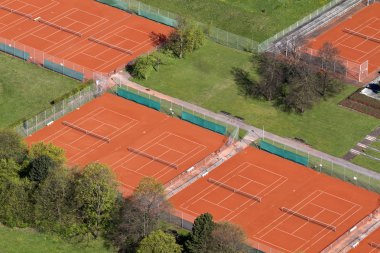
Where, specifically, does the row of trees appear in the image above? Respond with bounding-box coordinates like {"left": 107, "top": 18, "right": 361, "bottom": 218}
{"left": 234, "top": 42, "right": 345, "bottom": 113}
{"left": 0, "top": 129, "right": 248, "bottom": 253}
{"left": 132, "top": 20, "right": 205, "bottom": 79}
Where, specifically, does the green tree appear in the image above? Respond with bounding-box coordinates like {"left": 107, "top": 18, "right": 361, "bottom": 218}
{"left": 166, "top": 20, "right": 205, "bottom": 58}
{"left": 74, "top": 163, "right": 118, "bottom": 239}
{"left": 209, "top": 222, "right": 247, "bottom": 253}
{"left": 185, "top": 213, "right": 215, "bottom": 253}
{"left": 137, "top": 230, "right": 182, "bottom": 253}
{"left": 25, "top": 155, "right": 57, "bottom": 183}
{"left": 0, "top": 178, "right": 32, "bottom": 227}
{"left": 0, "top": 129, "right": 27, "bottom": 163}
{"left": 112, "top": 177, "right": 171, "bottom": 251}
{"left": 0, "top": 159, "right": 21, "bottom": 183}
{"left": 28, "top": 142, "right": 66, "bottom": 166}
{"left": 34, "top": 167, "right": 78, "bottom": 236}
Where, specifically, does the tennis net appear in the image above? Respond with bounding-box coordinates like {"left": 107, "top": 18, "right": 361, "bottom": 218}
{"left": 62, "top": 121, "right": 110, "bottom": 142}
{"left": 0, "top": 6, "right": 32, "bottom": 19}
{"left": 207, "top": 178, "right": 262, "bottom": 202}
{"left": 343, "top": 28, "right": 380, "bottom": 44}
{"left": 280, "top": 207, "right": 336, "bottom": 231}
{"left": 369, "top": 242, "right": 380, "bottom": 249}
{"left": 88, "top": 37, "right": 133, "bottom": 54}
{"left": 38, "top": 19, "right": 82, "bottom": 37}
{"left": 127, "top": 147, "right": 178, "bottom": 169}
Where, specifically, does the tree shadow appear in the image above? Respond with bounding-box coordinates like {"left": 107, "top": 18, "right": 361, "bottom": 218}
{"left": 149, "top": 32, "right": 168, "bottom": 46}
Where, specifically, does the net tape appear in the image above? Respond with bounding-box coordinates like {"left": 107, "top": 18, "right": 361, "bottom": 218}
{"left": 343, "top": 28, "right": 380, "bottom": 44}
{"left": 127, "top": 147, "right": 178, "bottom": 169}
{"left": 280, "top": 207, "right": 336, "bottom": 231}
{"left": 62, "top": 121, "right": 111, "bottom": 142}
{"left": 207, "top": 178, "right": 262, "bottom": 203}
{"left": 88, "top": 37, "right": 133, "bottom": 54}
{"left": 0, "top": 6, "right": 32, "bottom": 19}
{"left": 369, "top": 242, "right": 380, "bottom": 249}
{"left": 38, "top": 19, "right": 82, "bottom": 37}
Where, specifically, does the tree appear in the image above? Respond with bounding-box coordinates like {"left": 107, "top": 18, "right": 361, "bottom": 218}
{"left": 316, "top": 42, "right": 344, "bottom": 97}
{"left": 132, "top": 54, "right": 161, "bottom": 80}
{"left": 28, "top": 142, "right": 66, "bottom": 166}
{"left": 137, "top": 230, "right": 182, "bottom": 253}
{"left": 34, "top": 167, "right": 78, "bottom": 236}
{"left": 25, "top": 154, "right": 57, "bottom": 183}
{"left": 74, "top": 163, "right": 118, "bottom": 239}
{"left": 185, "top": 213, "right": 215, "bottom": 253}
{"left": 0, "top": 178, "right": 32, "bottom": 227}
{"left": 166, "top": 20, "right": 205, "bottom": 58}
{"left": 209, "top": 222, "right": 248, "bottom": 253}
{"left": 0, "top": 129, "right": 27, "bottom": 163}
{"left": 0, "top": 159, "right": 21, "bottom": 183}
{"left": 112, "top": 177, "right": 171, "bottom": 251}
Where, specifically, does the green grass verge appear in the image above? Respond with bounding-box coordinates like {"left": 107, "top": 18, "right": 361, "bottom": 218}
{"left": 133, "top": 40, "right": 380, "bottom": 159}
{"left": 0, "top": 225, "right": 113, "bottom": 253}
{"left": 352, "top": 140, "right": 380, "bottom": 173}
{"left": 0, "top": 53, "right": 80, "bottom": 128}
{"left": 136, "top": 0, "right": 330, "bottom": 41}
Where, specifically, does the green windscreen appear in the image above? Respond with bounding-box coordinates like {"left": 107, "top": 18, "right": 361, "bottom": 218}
{"left": 96, "top": 0, "right": 129, "bottom": 11}
{"left": 43, "top": 60, "right": 84, "bottom": 81}
{"left": 259, "top": 140, "right": 308, "bottom": 166}
{"left": 137, "top": 9, "right": 177, "bottom": 27}
{"left": 0, "top": 43, "right": 30, "bottom": 60}
{"left": 181, "top": 111, "right": 226, "bottom": 135}
{"left": 117, "top": 87, "right": 161, "bottom": 111}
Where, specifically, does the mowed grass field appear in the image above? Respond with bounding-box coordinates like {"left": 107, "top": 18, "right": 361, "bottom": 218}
{"left": 352, "top": 141, "right": 380, "bottom": 173}
{"left": 137, "top": 0, "right": 330, "bottom": 41}
{"left": 133, "top": 40, "right": 380, "bottom": 159}
{"left": 0, "top": 225, "right": 113, "bottom": 253}
{"left": 0, "top": 53, "right": 79, "bottom": 128}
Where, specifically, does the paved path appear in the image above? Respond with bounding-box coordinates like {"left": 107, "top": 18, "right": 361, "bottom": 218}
{"left": 344, "top": 127, "right": 380, "bottom": 161}
{"left": 110, "top": 71, "right": 380, "bottom": 181}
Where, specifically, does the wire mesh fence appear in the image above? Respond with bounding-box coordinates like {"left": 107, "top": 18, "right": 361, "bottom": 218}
{"left": 14, "top": 85, "right": 103, "bottom": 137}
{"left": 113, "top": 0, "right": 259, "bottom": 52}
{"left": 257, "top": 138, "right": 380, "bottom": 194}
{"left": 257, "top": 0, "right": 362, "bottom": 52}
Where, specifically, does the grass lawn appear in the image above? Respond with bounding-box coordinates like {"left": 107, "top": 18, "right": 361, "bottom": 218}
{"left": 0, "top": 53, "right": 80, "bottom": 128}
{"left": 136, "top": 0, "right": 330, "bottom": 41}
{"left": 352, "top": 140, "right": 380, "bottom": 173}
{"left": 133, "top": 40, "right": 380, "bottom": 159}
{"left": 0, "top": 225, "right": 113, "bottom": 253}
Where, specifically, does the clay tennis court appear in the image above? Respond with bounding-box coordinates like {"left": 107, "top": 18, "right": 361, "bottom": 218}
{"left": 0, "top": 0, "right": 172, "bottom": 77}
{"left": 25, "top": 93, "right": 226, "bottom": 195}
{"left": 350, "top": 227, "right": 380, "bottom": 252}
{"left": 170, "top": 147, "right": 380, "bottom": 253}
{"left": 308, "top": 2, "right": 380, "bottom": 79}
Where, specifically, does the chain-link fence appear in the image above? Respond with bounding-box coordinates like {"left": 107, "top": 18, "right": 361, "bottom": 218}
{"left": 256, "top": 138, "right": 380, "bottom": 194}
{"left": 14, "top": 85, "right": 104, "bottom": 137}
{"left": 257, "top": 0, "right": 363, "bottom": 52}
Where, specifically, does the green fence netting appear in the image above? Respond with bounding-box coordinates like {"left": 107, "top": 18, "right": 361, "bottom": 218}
{"left": 43, "top": 60, "right": 84, "bottom": 81}
{"left": 117, "top": 87, "right": 161, "bottom": 110}
{"left": 181, "top": 111, "right": 226, "bottom": 135}
{"left": 96, "top": 0, "right": 129, "bottom": 11}
{"left": 259, "top": 140, "right": 308, "bottom": 166}
{"left": 0, "top": 43, "right": 29, "bottom": 60}
{"left": 137, "top": 9, "right": 177, "bottom": 27}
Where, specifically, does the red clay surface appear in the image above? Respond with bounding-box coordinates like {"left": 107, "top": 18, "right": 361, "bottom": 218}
{"left": 25, "top": 93, "right": 225, "bottom": 196}
{"left": 170, "top": 147, "right": 380, "bottom": 253}
{"left": 308, "top": 3, "right": 380, "bottom": 75}
{"left": 0, "top": 0, "right": 172, "bottom": 76}
{"left": 350, "top": 227, "right": 380, "bottom": 253}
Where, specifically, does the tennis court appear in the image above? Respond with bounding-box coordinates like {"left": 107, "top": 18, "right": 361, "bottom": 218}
{"left": 350, "top": 227, "right": 380, "bottom": 253}
{"left": 170, "top": 147, "right": 380, "bottom": 253}
{"left": 307, "top": 2, "right": 380, "bottom": 81}
{"left": 0, "top": 0, "right": 172, "bottom": 78}
{"left": 25, "top": 93, "right": 226, "bottom": 195}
